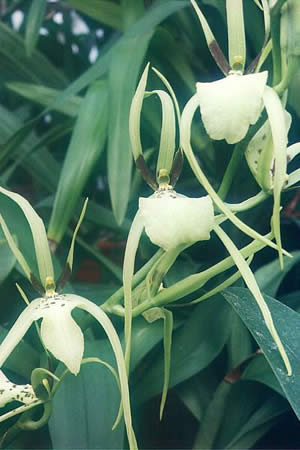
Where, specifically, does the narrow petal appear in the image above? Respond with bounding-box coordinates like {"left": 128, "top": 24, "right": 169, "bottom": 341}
{"left": 39, "top": 295, "right": 84, "bottom": 375}
{"left": 139, "top": 190, "right": 214, "bottom": 250}
{"left": 0, "top": 299, "right": 39, "bottom": 367}
{"left": 197, "top": 71, "right": 268, "bottom": 144}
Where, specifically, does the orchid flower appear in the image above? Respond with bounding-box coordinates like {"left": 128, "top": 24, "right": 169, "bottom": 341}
{"left": 0, "top": 370, "right": 37, "bottom": 408}
{"left": 123, "top": 62, "right": 292, "bottom": 420}
{"left": 0, "top": 187, "right": 137, "bottom": 450}
{"left": 190, "top": 0, "right": 293, "bottom": 267}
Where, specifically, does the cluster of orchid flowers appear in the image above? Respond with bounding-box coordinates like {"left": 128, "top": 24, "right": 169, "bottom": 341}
{"left": 0, "top": 1, "right": 300, "bottom": 449}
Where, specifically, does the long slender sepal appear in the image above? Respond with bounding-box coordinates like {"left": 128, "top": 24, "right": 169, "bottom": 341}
{"left": 226, "top": 0, "right": 246, "bottom": 71}
{"left": 0, "top": 187, "right": 54, "bottom": 289}
{"left": 190, "top": 0, "right": 230, "bottom": 75}
{"left": 129, "top": 63, "right": 150, "bottom": 161}
{"left": 152, "top": 67, "right": 181, "bottom": 124}
{"left": 0, "top": 300, "right": 39, "bottom": 367}
{"left": 180, "top": 94, "right": 291, "bottom": 257}
{"left": 66, "top": 198, "right": 88, "bottom": 272}
{"left": 263, "top": 86, "right": 288, "bottom": 268}
{"left": 0, "top": 215, "right": 32, "bottom": 281}
{"left": 123, "top": 211, "right": 145, "bottom": 374}
{"left": 286, "top": 168, "right": 300, "bottom": 188}
{"left": 213, "top": 223, "right": 292, "bottom": 376}
{"left": 77, "top": 298, "right": 137, "bottom": 450}
{"left": 0, "top": 399, "right": 42, "bottom": 423}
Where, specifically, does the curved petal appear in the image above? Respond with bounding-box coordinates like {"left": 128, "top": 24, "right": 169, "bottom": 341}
{"left": 39, "top": 295, "right": 84, "bottom": 375}
{"left": 0, "top": 299, "right": 40, "bottom": 367}
{"left": 139, "top": 191, "right": 214, "bottom": 250}
{"left": 196, "top": 71, "right": 268, "bottom": 144}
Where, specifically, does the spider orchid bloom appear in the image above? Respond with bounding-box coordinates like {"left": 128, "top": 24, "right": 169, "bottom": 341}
{"left": 0, "top": 187, "right": 137, "bottom": 449}
{"left": 190, "top": 0, "right": 274, "bottom": 144}
{"left": 139, "top": 188, "right": 214, "bottom": 250}
{"left": 0, "top": 370, "right": 37, "bottom": 408}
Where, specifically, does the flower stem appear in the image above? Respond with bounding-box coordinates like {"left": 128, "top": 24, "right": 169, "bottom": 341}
{"left": 217, "top": 142, "right": 245, "bottom": 200}
{"left": 274, "top": 55, "right": 299, "bottom": 95}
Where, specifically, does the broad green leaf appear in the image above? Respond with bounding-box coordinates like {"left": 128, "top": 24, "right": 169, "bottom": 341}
{"left": 49, "top": 340, "right": 124, "bottom": 449}
{"left": 107, "top": 32, "right": 153, "bottom": 224}
{"left": 243, "top": 353, "right": 284, "bottom": 396}
{"left": 215, "top": 382, "right": 288, "bottom": 449}
{"left": 66, "top": 0, "right": 122, "bottom": 30}
{"left": 223, "top": 287, "right": 300, "bottom": 419}
{"left": 6, "top": 82, "right": 82, "bottom": 117}
{"left": 255, "top": 251, "right": 300, "bottom": 296}
{"left": 48, "top": 81, "right": 107, "bottom": 244}
{"left": 0, "top": 22, "right": 66, "bottom": 88}
{"left": 133, "top": 295, "right": 232, "bottom": 404}
{"left": 25, "top": 0, "right": 47, "bottom": 56}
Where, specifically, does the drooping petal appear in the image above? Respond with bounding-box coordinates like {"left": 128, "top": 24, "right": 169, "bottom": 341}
{"left": 139, "top": 190, "right": 214, "bottom": 250}
{"left": 0, "top": 370, "right": 36, "bottom": 407}
{"left": 196, "top": 71, "right": 268, "bottom": 144}
{"left": 39, "top": 295, "right": 84, "bottom": 375}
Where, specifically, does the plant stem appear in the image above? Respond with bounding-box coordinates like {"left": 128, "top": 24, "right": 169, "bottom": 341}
{"left": 274, "top": 55, "right": 299, "bottom": 95}
{"left": 217, "top": 143, "right": 245, "bottom": 200}
{"left": 132, "top": 233, "right": 273, "bottom": 316}
{"left": 270, "top": 0, "right": 286, "bottom": 85}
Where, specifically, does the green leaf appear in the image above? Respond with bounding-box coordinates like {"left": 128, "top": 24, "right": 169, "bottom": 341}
{"left": 107, "top": 32, "right": 153, "bottom": 224}
{"left": 42, "top": 1, "right": 189, "bottom": 117}
{"left": 242, "top": 354, "right": 284, "bottom": 396}
{"left": 25, "top": 0, "right": 47, "bottom": 57}
{"left": 133, "top": 295, "right": 232, "bottom": 404}
{"left": 49, "top": 340, "right": 124, "bottom": 449}
{"left": 65, "top": 0, "right": 122, "bottom": 29}
{"left": 0, "top": 231, "right": 16, "bottom": 284}
{"left": 255, "top": 251, "right": 300, "bottom": 297}
{"left": 0, "top": 22, "right": 66, "bottom": 88}
{"left": 223, "top": 287, "right": 300, "bottom": 419}
{"left": 6, "top": 82, "right": 82, "bottom": 117}
{"left": 48, "top": 81, "right": 107, "bottom": 244}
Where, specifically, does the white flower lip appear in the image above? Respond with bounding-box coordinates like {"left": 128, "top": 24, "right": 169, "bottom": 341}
{"left": 139, "top": 190, "right": 214, "bottom": 250}
{"left": 196, "top": 71, "right": 268, "bottom": 144}
{"left": 0, "top": 370, "right": 36, "bottom": 408}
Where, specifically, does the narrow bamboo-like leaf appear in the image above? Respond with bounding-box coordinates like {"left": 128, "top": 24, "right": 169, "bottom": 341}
{"left": 129, "top": 64, "right": 150, "bottom": 161}
{"left": 0, "top": 22, "right": 66, "bottom": 88}
{"left": 263, "top": 86, "right": 288, "bottom": 268}
{"left": 25, "top": 0, "right": 47, "bottom": 57}
{"left": 108, "top": 33, "right": 153, "bottom": 224}
{"left": 0, "top": 216, "right": 31, "bottom": 281}
{"left": 142, "top": 307, "right": 173, "bottom": 419}
{"left": 0, "top": 187, "right": 53, "bottom": 288}
{"left": 47, "top": 82, "right": 107, "bottom": 244}
{"left": 223, "top": 287, "right": 300, "bottom": 420}
{"left": 66, "top": 0, "right": 122, "bottom": 29}
{"left": 123, "top": 212, "right": 144, "bottom": 373}
{"left": 190, "top": 0, "right": 230, "bottom": 74}
{"left": 37, "top": 1, "right": 188, "bottom": 115}
{"left": 6, "top": 82, "right": 82, "bottom": 117}
{"left": 180, "top": 94, "right": 291, "bottom": 257}
{"left": 226, "top": 0, "right": 246, "bottom": 70}
{"left": 213, "top": 223, "right": 291, "bottom": 375}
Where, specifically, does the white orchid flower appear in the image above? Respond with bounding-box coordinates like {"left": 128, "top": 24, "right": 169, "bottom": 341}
{"left": 197, "top": 71, "right": 268, "bottom": 144}
{"left": 0, "top": 370, "right": 37, "bottom": 408}
{"left": 139, "top": 188, "right": 214, "bottom": 251}
{"left": 0, "top": 187, "right": 137, "bottom": 449}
